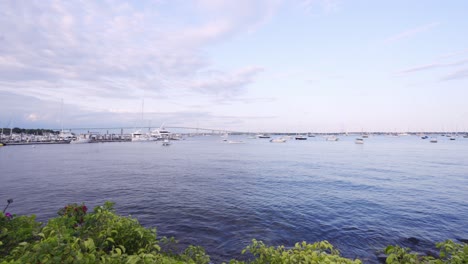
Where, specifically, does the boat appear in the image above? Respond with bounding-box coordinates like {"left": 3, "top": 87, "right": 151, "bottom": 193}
{"left": 307, "top": 133, "right": 315, "bottom": 137}
{"left": 362, "top": 134, "right": 369, "bottom": 138}
{"left": 270, "top": 137, "right": 287, "bottom": 143}
{"left": 355, "top": 138, "right": 364, "bottom": 144}
{"left": 449, "top": 136, "right": 456, "bottom": 141}
{"left": 325, "top": 136, "right": 339, "bottom": 141}
{"left": 150, "top": 124, "right": 171, "bottom": 140}
{"left": 227, "top": 140, "right": 245, "bottom": 144}
{"left": 257, "top": 134, "right": 271, "bottom": 139}
{"left": 58, "top": 130, "right": 74, "bottom": 140}
{"left": 162, "top": 139, "right": 171, "bottom": 146}
{"left": 71, "top": 135, "right": 91, "bottom": 144}
{"left": 131, "top": 130, "right": 155, "bottom": 142}
{"left": 464, "top": 134, "right": 468, "bottom": 138}
{"left": 430, "top": 137, "right": 438, "bottom": 143}
{"left": 421, "top": 135, "right": 428, "bottom": 139}
{"left": 295, "top": 135, "right": 307, "bottom": 140}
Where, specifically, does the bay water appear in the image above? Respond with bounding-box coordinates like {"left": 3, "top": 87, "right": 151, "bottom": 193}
{"left": 1, "top": 135, "right": 467, "bottom": 262}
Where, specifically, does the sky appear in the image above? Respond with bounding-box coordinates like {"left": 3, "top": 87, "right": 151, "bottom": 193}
{"left": 1, "top": 0, "right": 467, "bottom": 133}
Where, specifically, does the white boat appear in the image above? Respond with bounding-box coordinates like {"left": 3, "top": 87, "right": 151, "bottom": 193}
{"left": 131, "top": 130, "right": 155, "bottom": 142}
{"left": 295, "top": 135, "right": 307, "bottom": 140}
{"left": 430, "top": 137, "right": 438, "bottom": 143}
{"left": 325, "top": 136, "right": 339, "bottom": 141}
{"left": 162, "top": 139, "right": 171, "bottom": 146}
{"left": 58, "top": 130, "right": 74, "bottom": 140}
{"left": 227, "top": 140, "right": 245, "bottom": 144}
{"left": 257, "top": 134, "right": 271, "bottom": 139}
{"left": 270, "top": 137, "right": 287, "bottom": 143}
{"left": 150, "top": 124, "right": 171, "bottom": 140}
{"left": 71, "top": 135, "right": 91, "bottom": 144}
{"left": 355, "top": 138, "right": 364, "bottom": 144}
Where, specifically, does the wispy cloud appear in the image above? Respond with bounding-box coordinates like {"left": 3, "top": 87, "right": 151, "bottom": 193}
{"left": 436, "top": 48, "right": 468, "bottom": 60}
{"left": 384, "top": 22, "right": 440, "bottom": 44}
{"left": 441, "top": 69, "right": 468, "bottom": 81}
{"left": 190, "top": 66, "right": 264, "bottom": 96}
{"left": 396, "top": 59, "right": 468, "bottom": 75}
{"left": 300, "top": 0, "right": 340, "bottom": 15}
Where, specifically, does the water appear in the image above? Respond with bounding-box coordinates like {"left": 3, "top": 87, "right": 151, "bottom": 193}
{"left": 1, "top": 135, "right": 467, "bottom": 263}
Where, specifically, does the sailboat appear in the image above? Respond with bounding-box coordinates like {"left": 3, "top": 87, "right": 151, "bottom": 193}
{"left": 132, "top": 99, "right": 156, "bottom": 142}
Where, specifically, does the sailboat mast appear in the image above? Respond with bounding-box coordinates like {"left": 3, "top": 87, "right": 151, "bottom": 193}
{"left": 141, "top": 99, "right": 144, "bottom": 128}
{"left": 60, "top": 98, "right": 64, "bottom": 133}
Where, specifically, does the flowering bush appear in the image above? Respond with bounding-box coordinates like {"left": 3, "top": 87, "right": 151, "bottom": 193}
{"left": 57, "top": 203, "right": 88, "bottom": 226}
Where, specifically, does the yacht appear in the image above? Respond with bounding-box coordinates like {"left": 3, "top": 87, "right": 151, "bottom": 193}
{"left": 355, "top": 138, "right": 364, "bottom": 144}
{"left": 71, "top": 135, "right": 91, "bottom": 144}
{"left": 325, "top": 136, "right": 339, "bottom": 141}
{"left": 58, "top": 130, "right": 74, "bottom": 140}
{"left": 227, "top": 140, "right": 245, "bottom": 144}
{"left": 270, "top": 137, "right": 287, "bottom": 143}
{"left": 150, "top": 125, "right": 171, "bottom": 140}
{"left": 131, "top": 130, "right": 155, "bottom": 142}
{"left": 162, "top": 139, "right": 171, "bottom": 146}
{"left": 257, "top": 134, "right": 271, "bottom": 139}
{"left": 295, "top": 135, "right": 307, "bottom": 140}
{"left": 430, "top": 137, "right": 438, "bottom": 143}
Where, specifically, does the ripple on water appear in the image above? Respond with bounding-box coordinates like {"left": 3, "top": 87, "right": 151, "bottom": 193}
{"left": 1, "top": 136, "right": 468, "bottom": 263}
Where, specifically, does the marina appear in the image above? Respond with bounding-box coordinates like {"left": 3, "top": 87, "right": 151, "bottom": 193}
{"left": 1, "top": 129, "right": 468, "bottom": 146}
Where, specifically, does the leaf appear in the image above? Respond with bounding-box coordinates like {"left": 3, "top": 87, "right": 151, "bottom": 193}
{"left": 153, "top": 244, "right": 161, "bottom": 252}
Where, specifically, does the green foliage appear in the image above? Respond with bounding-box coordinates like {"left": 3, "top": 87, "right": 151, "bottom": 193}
{"left": 0, "top": 202, "right": 210, "bottom": 264}
{"left": 436, "top": 240, "right": 468, "bottom": 263}
{"left": 2, "top": 202, "right": 467, "bottom": 264}
{"left": 0, "top": 213, "right": 42, "bottom": 256}
{"left": 384, "top": 240, "right": 468, "bottom": 264}
{"left": 229, "top": 239, "right": 362, "bottom": 264}
{"left": 385, "top": 245, "right": 420, "bottom": 264}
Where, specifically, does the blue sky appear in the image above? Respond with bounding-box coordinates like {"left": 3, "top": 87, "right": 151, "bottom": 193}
{"left": 0, "top": 0, "right": 467, "bottom": 132}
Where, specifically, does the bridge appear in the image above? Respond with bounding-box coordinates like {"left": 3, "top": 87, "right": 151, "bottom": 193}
{"left": 51, "top": 126, "right": 249, "bottom": 134}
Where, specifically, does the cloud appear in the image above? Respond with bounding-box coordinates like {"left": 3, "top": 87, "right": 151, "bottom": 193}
{"left": 396, "top": 58, "right": 468, "bottom": 75}
{"left": 300, "top": 0, "right": 340, "bottom": 15}
{"left": 190, "top": 66, "right": 264, "bottom": 96}
{"left": 0, "top": 91, "right": 272, "bottom": 130}
{"left": 441, "top": 69, "right": 468, "bottom": 81}
{"left": 384, "top": 22, "right": 440, "bottom": 44}
{"left": 0, "top": 0, "right": 274, "bottom": 115}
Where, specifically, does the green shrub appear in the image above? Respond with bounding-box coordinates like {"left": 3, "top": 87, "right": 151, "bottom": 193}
{"left": 0, "top": 202, "right": 210, "bottom": 264}
{"left": 1, "top": 201, "right": 467, "bottom": 264}
{"left": 229, "top": 239, "right": 362, "bottom": 264}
